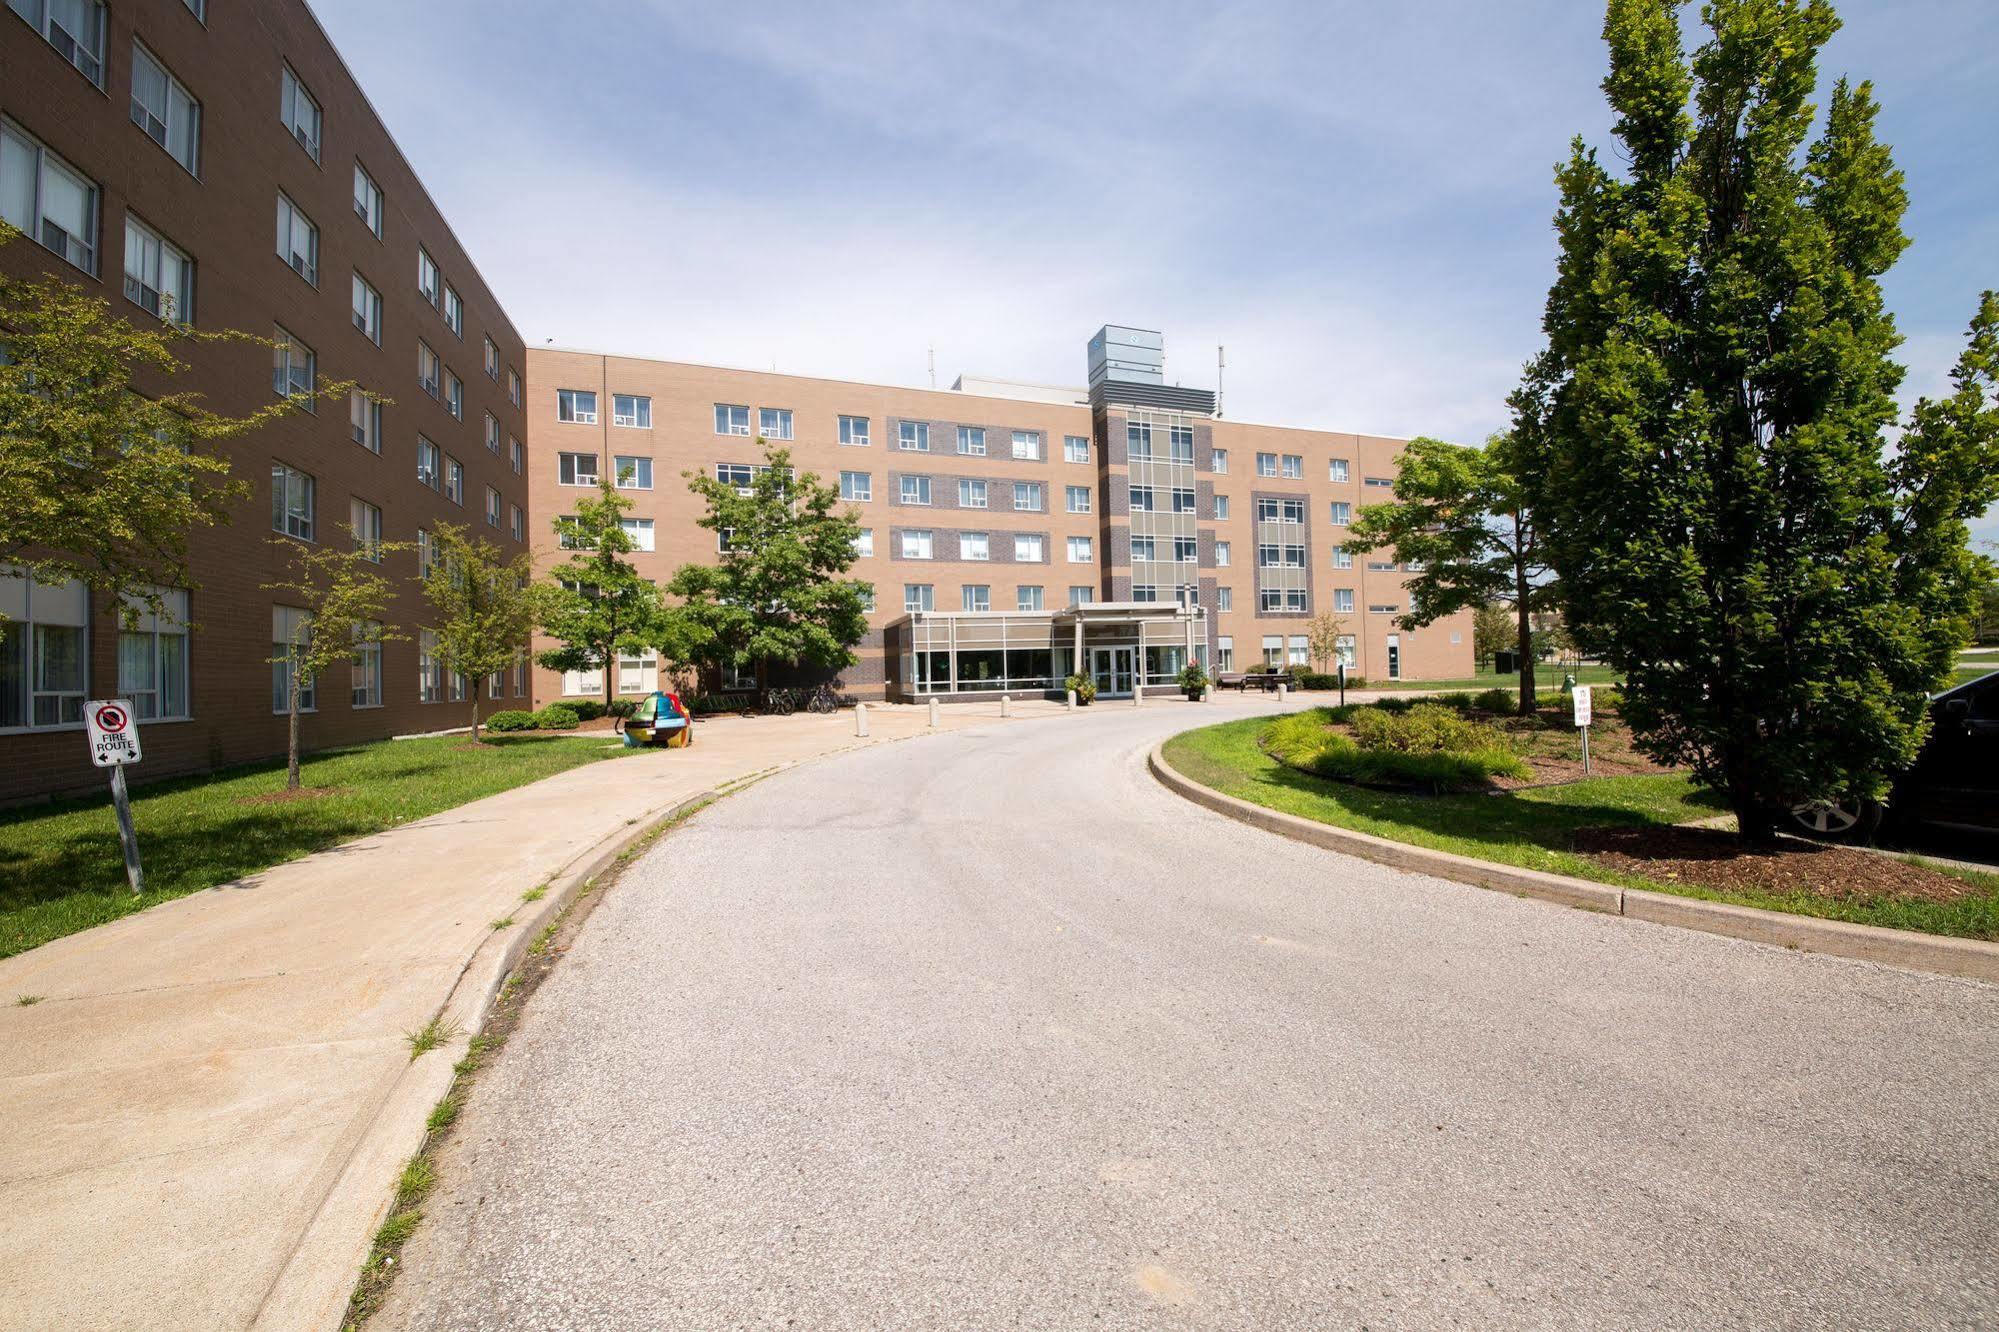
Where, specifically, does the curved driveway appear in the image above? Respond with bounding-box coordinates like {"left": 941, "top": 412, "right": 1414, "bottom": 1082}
{"left": 383, "top": 702, "right": 1999, "bottom": 1330}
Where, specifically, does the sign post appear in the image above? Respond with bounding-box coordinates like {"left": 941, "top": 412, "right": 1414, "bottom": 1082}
{"left": 1571, "top": 685, "right": 1593, "bottom": 776}
{"left": 1337, "top": 660, "right": 1348, "bottom": 707}
{"left": 85, "top": 699, "right": 145, "bottom": 895}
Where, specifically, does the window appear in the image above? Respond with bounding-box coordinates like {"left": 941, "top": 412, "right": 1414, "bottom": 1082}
{"left": 351, "top": 272, "right": 382, "bottom": 343}
{"left": 1216, "top": 636, "right": 1234, "bottom": 672}
{"left": 1172, "top": 488, "right": 1196, "bottom": 514}
{"left": 961, "top": 585, "right": 990, "bottom": 612}
{"left": 11, "top": 0, "right": 105, "bottom": 84}
{"left": 444, "top": 369, "right": 463, "bottom": 420}
{"left": 272, "top": 326, "right": 315, "bottom": 404}
{"left": 901, "top": 584, "right": 936, "bottom": 613}
{"left": 349, "top": 390, "right": 381, "bottom": 452}
{"left": 1370, "top": 603, "right": 1401, "bottom": 614}
{"left": 1015, "top": 534, "right": 1044, "bottom": 563}
{"left": 556, "top": 388, "right": 598, "bottom": 424}
{"left": 715, "top": 403, "right": 750, "bottom": 435}
{"left": 1065, "top": 435, "right": 1090, "bottom": 464}
{"left": 1260, "top": 589, "right": 1307, "bottom": 612}
{"left": 417, "top": 247, "right": 440, "bottom": 307}
{"left": 1013, "top": 482, "right": 1044, "bottom": 512}
{"left": 483, "top": 337, "right": 500, "bottom": 379}
{"left": 960, "top": 532, "right": 989, "bottom": 561}
{"left": 417, "top": 341, "right": 440, "bottom": 398}
{"left": 1010, "top": 430, "right": 1043, "bottom": 461}
{"left": 1256, "top": 498, "right": 1306, "bottom": 524}
{"left": 271, "top": 605, "right": 315, "bottom": 713}
{"left": 1215, "top": 495, "right": 1230, "bottom": 521}
{"left": 558, "top": 451, "right": 597, "bottom": 486}
{"left": 419, "top": 628, "right": 442, "bottom": 702}
{"left": 1127, "top": 422, "right": 1152, "bottom": 458}
{"left": 1257, "top": 543, "right": 1306, "bottom": 568}
{"left": 858, "top": 587, "right": 876, "bottom": 613}
{"left": 1281, "top": 454, "right": 1303, "bottom": 479}
{"left": 510, "top": 504, "right": 524, "bottom": 541}
{"left": 1334, "top": 588, "right": 1355, "bottom": 613}
{"left": 1066, "top": 536, "right": 1093, "bottom": 563}
{"left": 1288, "top": 636, "right": 1310, "bottom": 667}
{"left": 1215, "top": 541, "right": 1232, "bottom": 567}
{"left": 1068, "top": 586, "right": 1095, "bottom": 607}
{"left": 854, "top": 528, "right": 874, "bottom": 558}
{"left": 1213, "top": 447, "right": 1229, "bottom": 474}
{"left": 612, "top": 394, "right": 651, "bottom": 428}
{"left": 442, "top": 285, "right": 463, "bottom": 337}
{"left": 350, "top": 497, "right": 382, "bottom": 561}
{"left": 840, "top": 470, "right": 872, "bottom": 502}
{"left": 1131, "top": 585, "right": 1158, "bottom": 604}
{"left": 1129, "top": 484, "right": 1155, "bottom": 513}
{"left": 1364, "top": 476, "right": 1395, "bottom": 489}
{"left": 716, "top": 462, "right": 757, "bottom": 493}
{"left": 759, "top": 407, "right": 793, "bottom": 440}
{"left": 899, "top": 475, "right": 931, "bottom": 505}
{"left": 1173, "top": 536, "right": 1197, "bottom": 563}
{"left": 1017, "top": 586, "right": 1044, "bottom": 612}
{"left": 129, "top": 43, "right": 200, "bottom": 174}
{"left": 417, "top": 437, "right": 441, "bottom": 489}
{"left": 1257, "top": 452, "right": 1278, "bottom": 477}
{"left": 958, "top": 478, "right": 987, "bottom": 509}
{"left": 1065, "top": 485, "right": 1090, "bottom": 514}
{"left": 0, "top": 122, "right": 99, "bottom": 273}
{"left": 1367, "top": 560, "right": 1398, "bottom": 572}
{"left": 123, "top": 216, "right": 193, "bottom": 323}
{"left": 354, "top": 163, "right": 383, "bottom": 237}
{"left": 613, "top": 455, "right": 651, "bottom": 489}
{"left": 1217, "top": 587, "right": 1233, "bottom": 612}
{"left": 1260, "top": 636, "right": 1284, "bottom": 666}
{"left": 0, "top": 574, "right": 86, "bottom": 727}
{"left": 351, "top": 624, "right": 382, "bottom": 708}
{"left": 900, "top": 529, "right": 933, "bottom": 560}
{"left": 956, "top": 425, "right": 986, "bottom": 456}
{"left": 485, "top": 485, "right": 501, "bottom": 528}
{"left": 508, "top": 369, "right": 522, "bottom": 407}
{"left": 1170, "top": 425, "right": 1195, "bottom": 464}
{"left": 1336, "top": 635, "right": 1357, "bottom": 668}
{"left": 443, "top": 456, "right": 464, "bottom": 504}
{"left": 839, "top": 415, "right": 870, "bottom": 446}
{"left": 1329, "top": 501, "right": 1351, "bottom": 525}
{"left": 509, "top": 437, "right": 523, "bottom": 474}
{"left": 271, "top": 193, "right": 319, "bottom": 284}
{"left": 1332, "top": 545, "right": 1352, "bottom": 569}
{"left": 619, "top": 517, "right": 655, "bottom": 552}
{"left": 416, "top": 528, "right": 435, "bottom": 576}
{"left": 898, "top": 420, "right": 930, "bottom": 452}
{"left": 279, "top": 65, "right": 321, "bottom": 160}
{"left": 1132, "top": 536, "right": 1156, "bottom": 562}
{"left": 105, "top": 586, "right": 188, "bottom": 723}
{"left": 483, "top": 412, "right": 501, "bottom": 454}
{"left": 1329, "top": 458, "right": 1349, "bottom": 483}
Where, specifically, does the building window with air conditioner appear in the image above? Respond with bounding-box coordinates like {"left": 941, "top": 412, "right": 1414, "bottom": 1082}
{"left": 0, "top": 121, "right": 100, "bottom": 275}
{"left": 349, "top": 390, "right": 381, "bottom": 453}
{"left": 129, "top": 42, "right": 200, "bottom": 175}
{"left": 279, "top": 64, "right": 321, "bottom": 160}
{"left": 123, "top": 216, "right": 193, "bottom": 323}
{"left": 350, "top": 272, "right": 382, "bottom": 344}
{"left": 275, "top": 192, "right": 317, "bottom": 284}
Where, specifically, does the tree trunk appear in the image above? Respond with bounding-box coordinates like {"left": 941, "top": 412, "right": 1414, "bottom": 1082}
{"left": 286, "top": 661, "right": 301, "bottom": 791}
{"left": 470, "top": 677, "right": 482, "bottom": 744}
{"left": 602, "top": 654, "right": 615, "bottom": 712}
{"left": 1731, "top": 785, "right": 1779, "bottom": 845}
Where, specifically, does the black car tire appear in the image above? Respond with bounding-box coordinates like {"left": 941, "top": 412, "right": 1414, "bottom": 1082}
{"left": 1787, "top": 796, "right": 1885, "bottom": 844}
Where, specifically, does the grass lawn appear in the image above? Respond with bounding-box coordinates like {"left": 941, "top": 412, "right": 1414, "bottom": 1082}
{"left": 0, "top": 734, "right": 638, "bottom": 959}
{"left": 1162, "top": 717, "right": 1999, "bottom": 940}
{"left": 1359, "top": 663, "right": 1624, "bottom": 693}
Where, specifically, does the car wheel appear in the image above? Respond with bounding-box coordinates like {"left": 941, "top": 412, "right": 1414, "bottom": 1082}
{"left": 1787, "top": 796, "right": 1883, "bottom": 844}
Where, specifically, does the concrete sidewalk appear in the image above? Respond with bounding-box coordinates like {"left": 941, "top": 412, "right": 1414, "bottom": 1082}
{"left": 0, "top": 699, "right": 1073, "bottom": 1332}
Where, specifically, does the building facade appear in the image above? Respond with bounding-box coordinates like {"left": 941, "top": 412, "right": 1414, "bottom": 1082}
{"left": 525, "top": 332, "right": 1473, "bottom": 705}
{"left": 1, "top": 0, "right": 530, "bottom": 801}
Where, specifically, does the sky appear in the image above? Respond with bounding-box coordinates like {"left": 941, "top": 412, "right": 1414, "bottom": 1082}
{"left": 315, "top": 0, "right": 1999, "bottom": 543}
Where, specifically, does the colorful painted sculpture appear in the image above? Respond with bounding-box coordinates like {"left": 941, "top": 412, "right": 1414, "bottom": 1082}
{"left": 623, "top": 690, "right": 694, "bottom": 748}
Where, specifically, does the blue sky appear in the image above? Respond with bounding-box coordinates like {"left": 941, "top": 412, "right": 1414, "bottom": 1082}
{"left": 317, "top": 0, "right": 1997, "bottom": 541}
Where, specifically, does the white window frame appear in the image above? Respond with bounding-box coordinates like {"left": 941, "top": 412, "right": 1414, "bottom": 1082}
{"left": 349, "top": 390, "right": 381, "bottom": 452}
{"left": 957, "top": 425, "right": 986, "bottom": 456}
{"left": 351, "top": 271, "right": 382, "bottom": 343}
{"left": 1329, "top": 458, "right": 1350, "bottom": 483}
{"left": 417, "top": 247, "right": 440, "bottom": 307}
{"left": 854, "top": 527, "right": 874, "bottom": 558}
{"left": 354, "top": 162, "right": 383, "bottom": 237}
{"left": 0, "top": 121, "right": 100, "bottom": 274}
{"left": 1215, "top": 541, "right": 1232, "bottom": 567}
{"left": 270, "top": 462, "right": 315, "bottom": 540}
{"left": 129, "top": 41, "right": 200, "bottom": 175}
{"left": 613, "top": 394, "right": 652, "bottom": 429}
{"left": 903, "top": 584, "right": 934, "bottom": 613}
{"left": 350, "top": 496, "right": 383, "bottom": 561}
{"left": 557, "top": 388, "right": 598, "bottom": 424}
{"left": 1014, "top": 534, "right": 1044, "bottom": 563}
{"left": 961, "top": 584, "right": 990, "bottom": 613}
{"left": 1066, "top": 536, "right": 1093, "bottom": 563}
{"left": 442, "top": 284, "right": 463, "bottom": 337}
{"left": 899, "top": 475, "right": 931, "bottom": 505}
{"left": 1065, "top": 485, "right": 1090, "bottom": 514}
{"left": 417, "top": 341, "right": 440, "bottom": 398}
{"left": 117, "top": 586, "right": 190, "bottom": 721}
{"left": 123, "top": 214, "right": 193, "bottom": 323}
{"left": 960, "top": 531, "right": 990, "bottom": 562}
{"left": 417, "top": 438, "right": 441, "bottom": 490}
{"left": 759, "top": 406, "right": 793, "bottom": 440}
{"left": 1064, "top": 435, "right": 1089, "bottom": 464}
{"left": 279, "top": 64, "right": 321, "bottom": 161}
{"left": 0, "top": 574, "right": 88, "bottom": 729}
{"left": 715, "top": 403, "right": 750, "bottom": 436}
{"left": 839, "top": 415, "right": 870, "bottom": 447}
{"left": 1010, "top": 430, "right": 1043, "bottom": 461}
{"left": 900, "top": 529, "right": 934, "bottom": 560}
{"left": 1012, "top": 482, "right": 1044, "bottom": 512}
{"left": 272, "top": 325, "right": 315, "bottom": 404}
{"left": 958, "top": 478, "right": 988, "bottom": 509}
{"left": 275, "top": 192, "right": 317, "bottom": 283}
{"left": 613, "top": 455, "right": 652, "bottom": 489}
{"left": 898, "top": 420, "right": 929, "bottom": 452}
{"left": 271, "top": 605, "right": 315, "bottom": 713}
{"left": 840, "top": 470, "right": 872, "bottom": 502}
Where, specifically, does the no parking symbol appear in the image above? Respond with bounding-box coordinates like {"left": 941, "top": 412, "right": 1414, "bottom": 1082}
{"left": 87, "top": 698, "right": 143, "bottom": 768}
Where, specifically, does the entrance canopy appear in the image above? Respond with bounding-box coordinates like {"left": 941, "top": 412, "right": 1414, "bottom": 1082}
{"left": 883, "top": 603, "right": 1206, "bottom": 698}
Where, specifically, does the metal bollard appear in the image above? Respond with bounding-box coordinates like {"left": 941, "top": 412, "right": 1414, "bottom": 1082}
{"left": 1000, "top": 693, "right": 1010, "bottom": 717}
{"left": 1066, "top": 689, "right": 1077, "bottom": 710}
{"left": 854, "top": 702, "right": 869, "bottom": 737}
{"left": 928, "top": 696, "right": 940, "bottom": 728}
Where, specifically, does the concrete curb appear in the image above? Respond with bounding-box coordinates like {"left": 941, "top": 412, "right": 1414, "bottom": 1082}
{"left": 1147, "top": 743, "right": 1999, "bottom": 986}
{"left": 250, "top": 789, "right": 721, "bottom": 1332}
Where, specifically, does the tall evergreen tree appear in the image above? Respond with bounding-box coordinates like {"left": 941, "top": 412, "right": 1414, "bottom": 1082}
{"left": 1515, "top": 0, "right": 1999, "bottom": 840}
{"left": 535, "top": 480, "right": 661, "bottom": 711}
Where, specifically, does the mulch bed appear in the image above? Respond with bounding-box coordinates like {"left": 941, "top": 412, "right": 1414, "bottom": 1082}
{"left": 1573, "top": 824, "right": 1975, "bottom": 904}
{"left": 235, "top": 786, "right": 350, "bottom": 805}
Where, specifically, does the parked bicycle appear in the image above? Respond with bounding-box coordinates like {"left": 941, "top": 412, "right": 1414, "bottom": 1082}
{"left": 762, "top": 688, "right": 797, "bottom": 716}
{"left": 805, "top": 684, "right": 839, "bottom": 714}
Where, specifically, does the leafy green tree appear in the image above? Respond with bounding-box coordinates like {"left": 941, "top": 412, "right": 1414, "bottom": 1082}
{"left": 1472, "top": 603, "right": 1513, "bottom": 664}
{"left": 1303, "top": 611, "right": 1348, "bottom": 673}
{"left": 1346, "top": 434, "right": 1556, "bottom": 714}
{"left": 262, "top": 534, "right": 404, "bottom": 790}
{"left": 1512, "top": 0, "right": 1999, "bottom": 840}
{"left": 0, "top": 222, "right": 345, "bottom": 623}
{"left": 420, "top": 523, "right": 537, "bottom": 743}
{"left": 535, "top": 480, "right": 661, "bottom": 712}
{"left": 657, "top": 442, "right": 870, "bottom": 697}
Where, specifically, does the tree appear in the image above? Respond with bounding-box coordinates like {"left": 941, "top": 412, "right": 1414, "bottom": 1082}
{"left": 1345, "top": 434, "right": 1556, "bottom": 714}
{"left": 657, "top": 441, "right": 870, "bottom": 696}
{"left": 535, "top": 480, "right": 661, "bottom": 711}
{"left": 1302, "top": 611, "right": 1348, "bottom": 673}
{"left": 262, "top": 534, "right": 404, "bottom": 790}
{"left": 0, "top": 222, "right": 344, "bottom": 624}
{"left": 420, "top": 523, "right": 537, "bottom": 743}
{"left": 1512, "top": 0, "right": 1999, "bottom": 840}
{"left": 1472, "top": 603, "right": 1513, "bottom": 663}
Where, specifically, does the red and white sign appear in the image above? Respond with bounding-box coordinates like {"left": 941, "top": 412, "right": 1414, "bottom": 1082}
{"left": 86, "top": 698, "right": 143, "bottom": 767}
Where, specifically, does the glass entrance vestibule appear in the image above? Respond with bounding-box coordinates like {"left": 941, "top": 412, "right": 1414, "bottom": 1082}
{"left": 884, "top": 604, "right": 1207, "bottom": 699}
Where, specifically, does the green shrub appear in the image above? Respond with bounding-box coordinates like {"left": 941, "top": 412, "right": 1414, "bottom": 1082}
{"left": 485, "top": 710, "right": 539, "bottom": 733}
{"left": 1177, "top": 663, "right": 1209, "bottom": 691}
{"left": 1296, "top": 671, "right": 1340, "bottom": 690}
{"left": 1260, "top": 703, "right": 1530, "bottom": 793}
{"left": 607, "top": 699, "right": 639, "bottom": 720}
{"left": 1063, "top": 673, "right": 1098, "bottom": 703}
{"left": 568, "top": 700, "right": 606, "bottom": 723}
{"left": 534, "top": 704, "right": 580, "bottom": 730}
{"left": 1473, "top": 687, "right": 1515, "bottom": 713}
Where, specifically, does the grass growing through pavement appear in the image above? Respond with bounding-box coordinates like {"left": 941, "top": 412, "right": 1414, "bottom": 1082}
{"left": 1162, "top": 717, "right": 1999, "bottom": 940}
{"left": 0, "top": 734, "right": 637, "bottom": 960}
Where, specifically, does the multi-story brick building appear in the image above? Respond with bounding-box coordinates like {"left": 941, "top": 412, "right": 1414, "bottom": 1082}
{"left": 1, "top": 0, "right": 529, "bottom": 801}
{"left": 526, "top": 329, "right": 1473, "bottom": 705}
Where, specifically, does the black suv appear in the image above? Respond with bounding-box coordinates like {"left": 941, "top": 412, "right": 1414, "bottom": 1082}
{"left": 1790, "top": 667, "right": 1999, "bottom": 842}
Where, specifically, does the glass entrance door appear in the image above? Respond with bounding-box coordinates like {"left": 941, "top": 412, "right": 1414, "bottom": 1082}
{"left": 1090, "top": 646, "right": 1135, "bottom": 696}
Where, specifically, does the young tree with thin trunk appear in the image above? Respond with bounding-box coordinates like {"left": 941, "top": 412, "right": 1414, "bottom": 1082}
{"left": 1513, "top": 0, "right": 1999, "bottom": 841}
{"left": 420, "top": 523, "right": 537, "bottom": 743}
{"left": 1472, "top": 603, "right": 1513, "bottom": 664}
{"left": 1303, "top": 611, "right": 1348, "bottom": 674}
{"left": 535, "top": 480, "right": 660, "bottom": 712}
{"left": 262, "top": 533, "right": 404, "bottom": 790}
{"left": 1345, "top": 434, "right": 1555, "bottom": 714}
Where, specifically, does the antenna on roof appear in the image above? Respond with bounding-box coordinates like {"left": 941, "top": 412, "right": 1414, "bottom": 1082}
{"left": 1217, "top": 343, "right": 1226, "bottom": 418}
{"left": 928, "top": 341, "right": 936, "bottom": 390}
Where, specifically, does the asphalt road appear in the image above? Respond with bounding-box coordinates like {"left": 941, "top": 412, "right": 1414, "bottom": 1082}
{"left": 381, "top": 702, "right": 1999, "bottom": 1331}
